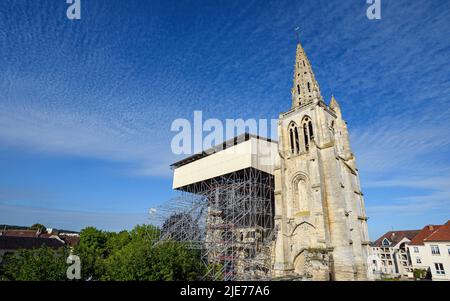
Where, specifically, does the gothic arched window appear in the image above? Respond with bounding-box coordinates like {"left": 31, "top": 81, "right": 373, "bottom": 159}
{"left": 302, "top": 116, "right": 314, "bottom": 152}
{"left": 289, "top": 122, "right": 300, "bottom": 154}
{"left": 292, "top": 174, "right": 310, "bottom": 214}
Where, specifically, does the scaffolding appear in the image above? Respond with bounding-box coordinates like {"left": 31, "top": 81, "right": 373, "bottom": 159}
{"left": 148, "top": 168, "right": 275, "bottom": 281}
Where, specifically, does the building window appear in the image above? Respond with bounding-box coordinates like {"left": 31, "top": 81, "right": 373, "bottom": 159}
{"left": 416, "top": 258, "right": 421, "bottom": 264}
{"left": 289, "top": 123, "right": 300, "bottom": 155}
{"left": 297, "top": 84, "right": 300, "bottom": 95}
{"left": 435, "top": 263, "right": 445, "bottom": 275}
{"left": 293, "top": 176, "right": 309, "bottom": 213}
{"left": 294, "top": 128, "right": 300, "bottom": 153}
{"left": 382, "top": 238, "right": 390, "bottom": 246}
{"left": 307, "top": 82, "right": 311, "bottom": 93}
{"left": 290, "top": 128, "right": 295, "bottom": 154}
{"left": 413, "top": 247, "right": 419, "bottom": 253}
{"left": 308, "top": 121, "right": 314, "bottom": 139}
{"left": 431, "top": 245, "right": 440, "bottom": 255}
{"left": 303, "top": 124, "right": 309, "bottom": 151}
{"left": 447, "top": 246, "right": 450, "bottom": 255}
{"left": 302, "top": 116, "right": 313, "bottom": 152}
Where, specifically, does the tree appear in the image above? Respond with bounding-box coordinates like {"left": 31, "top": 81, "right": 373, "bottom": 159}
{"left": 7, "top": 224, "right": 208, "bottom": 281}
{"left": 130, "top": 224, "right": 160, "bottom": 243}
{"left": 101, "top": 240, "right": 154, "bottom": 281}
{"left": 150, "top": 242, "right": 205, "bottom": 281}
{"left": 101, "top": 240, "right": 205, "bottom": 281}
{"left": 74, "top": 227, "right": 109, "bottom": 280}
{"left": 30, "top": 223, "right": 46, "bottom": 232}
{"left": 100, "top": 225, "right": 204, "bottom": 281}
{"left": 0, "top": 247, "right": 68, "bottom": 281}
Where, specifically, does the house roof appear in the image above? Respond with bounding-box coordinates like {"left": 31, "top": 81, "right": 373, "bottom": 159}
{"left": 409, "top": 225, "right": 442, "bottom": 246}
{"left": 0, "top": 230, "right": 60, "bottom": 239}
{"left": 0, "top": 236, "right": 66, "bottom": 250}
{"left": 59, "top": 235, "right": 80, "bottom": 247}
{"left": 424, "top": 220, "right": 450, "bottom": 243}
{"left": 372, "top": 230, "right": 420, "bottom": 247}
{"left": 0, "top": 230, "right": 41, "bottom": 238}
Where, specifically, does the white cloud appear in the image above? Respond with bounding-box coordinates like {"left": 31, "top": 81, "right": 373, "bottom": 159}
{"left": 0, "top": 104, "right": 175, "bottom": 177}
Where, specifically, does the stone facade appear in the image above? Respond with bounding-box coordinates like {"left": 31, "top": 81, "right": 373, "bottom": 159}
{"left": 272, "top": 42, "right": 371, "bottom": 281}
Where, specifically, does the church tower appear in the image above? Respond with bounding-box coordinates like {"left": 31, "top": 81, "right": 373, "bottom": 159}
{"left": 273, "top": 41, "right": 371, "bottom": 280}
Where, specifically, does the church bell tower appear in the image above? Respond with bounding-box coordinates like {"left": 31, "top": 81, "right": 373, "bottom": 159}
{"left": 273, "top": 40, "right": 371, "bottom": 281}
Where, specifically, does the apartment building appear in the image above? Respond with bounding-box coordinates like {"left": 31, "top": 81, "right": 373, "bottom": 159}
{"left": 371, "top": 230, "right": 420, "bottom": 278}
{"left": 408, "top": 221, "right": 450, "bottom": 281}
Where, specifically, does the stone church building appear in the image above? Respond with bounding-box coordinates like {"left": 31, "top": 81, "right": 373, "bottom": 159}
{"left": 170, "top": 41, "right": 371, "bottom": 281}
{"left": 272, "top": 42, "right": 371, "bottom": 280}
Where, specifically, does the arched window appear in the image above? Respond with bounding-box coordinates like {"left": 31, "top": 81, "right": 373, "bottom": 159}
{"left": 308, "top": 121, "right": 314, "bottom": 138}
{"left": 289, "top": 123, "right": 300, "bottom": 154}
{"left": 302, "top": 117, "right": 314, "bottom": 152}
{"left": 290, "top": 128, "right": 295, "bottom": 154}
{"left": 303, "top": 123, "right": 309, "bottom": 151}
{"left": 294, "top": 127, "right": 300, "bottom": 153}
{"left": 292, "top": 174, "right": 310, "bottom": 213}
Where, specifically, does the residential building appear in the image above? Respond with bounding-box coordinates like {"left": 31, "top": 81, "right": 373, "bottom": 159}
{"left": 408, "top": 221, "right": 450, "bottom": 281}
{"left": 0, "top": 228, "right": 79, "bottom": 263}
{"left": 371, "top": 230, "right": 420, "bottom": 278}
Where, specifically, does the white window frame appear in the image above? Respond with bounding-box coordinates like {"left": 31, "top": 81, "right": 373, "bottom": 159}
{"left": 413, "top": 246, "right": 419, "bottom": 253}
{"left": 416, "top": 257, "right": 421, "bottom": 264}
{"left": 431, "top": 245, "right": 440, "bottom": 255}
{"left": 434, "top": 263, "right": 445, "bottom": 275}
{"left": 382, "top": 238, "right": 390, "bottom": 246}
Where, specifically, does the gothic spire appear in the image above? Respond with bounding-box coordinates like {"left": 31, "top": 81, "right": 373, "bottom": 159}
{"left": 329, "top": 95, "right": 342, "bottom": 117}
{"left": 291, "top": 41, "right": 322, "bottom": 109}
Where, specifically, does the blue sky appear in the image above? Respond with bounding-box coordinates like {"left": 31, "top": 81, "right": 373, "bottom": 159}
{"left": 0, "top": 0, "right": 449, "bottom": 239}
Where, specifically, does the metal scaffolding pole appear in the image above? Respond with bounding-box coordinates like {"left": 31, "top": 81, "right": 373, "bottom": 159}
{"left": 148, "top": 168, "right": 276, "bottom": 281}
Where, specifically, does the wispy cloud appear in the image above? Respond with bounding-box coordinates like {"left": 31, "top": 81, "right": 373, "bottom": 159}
{"left": 0, "top": 0, "right": 449, "bottom": 236}
{"left": 0, "top": 104, "right": 174, "bottom": 177}
{"left": 351, "top": 114, "right": 450, "bottom": 235}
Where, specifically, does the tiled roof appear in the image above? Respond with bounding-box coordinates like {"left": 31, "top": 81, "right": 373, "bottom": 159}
{"left": 372, "top": 230, "right": 420, "bottom": 247}
{"left": 424, "top": 220, "right": 450, "bottom": 243}
{"left": 59, "top": 235, "right": 80, "bottom": 247}
{"left": 409, "top": 225, "right": 442, "bottom": 246}
{"left": 0, "top": 230, "right": 41, "bottom": 238}
{"left": 0, "top": 236, "right": 65, "bottom": 250}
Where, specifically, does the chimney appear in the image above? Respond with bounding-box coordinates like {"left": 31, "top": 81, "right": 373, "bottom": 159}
{"left": 428, "top": 225, "right": 434, "bottom": 231}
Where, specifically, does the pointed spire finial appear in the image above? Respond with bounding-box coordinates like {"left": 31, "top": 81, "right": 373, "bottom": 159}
{"left": 291, "top": 37, "right": 323, "bottom": 109}
{"left": 330, "top": 95, "right": 342, "bottom": 116}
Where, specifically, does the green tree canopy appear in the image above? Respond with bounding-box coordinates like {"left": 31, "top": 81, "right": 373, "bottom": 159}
{"left": 0, "top": 224, "right": 205, "bottom": 281}
{"left": 30, "top": 223, "right": 46, "bottom": 232}
{"left": 1, "top": 247, "right": 68, "bottom": 281}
